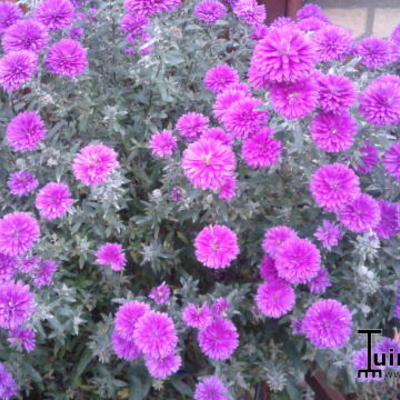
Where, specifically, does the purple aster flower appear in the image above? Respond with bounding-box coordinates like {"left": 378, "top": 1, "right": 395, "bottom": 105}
{"left": 233, "top": 0, "right": 266, "bottom": 25}
{"left": 16, "top": 256, "right": 40, "bottom": 274}
{"left": 0, "top": 212, "right": 40, "bottom": 256}
{"left": 0, "top": 253, "right": 16, "bottom": 283}
{"left": 275, "top": 237, "right": 321, "bottom": 285}
{"left": 297, "top": 4, "right": 330, "bottom": 23}
{"left": 250, "top": 23, "right": 268, "bottom": 41}
{"left": 145, "top": 352, "right": 182, "bottom": 379}
{"left": 375, "top": 337, "right": 400, "bottom": 368}
{"left": 7, "top": 328, "right": 36, "bottom": 352}
{"left": 259, "top": 254, "right": 279, "bottom": 281}
{"left": 269, "top": 77, "right": 319, "bottom": 120}
{"left": 193, "top": 1, "right": 227, "bottom": 24}
{"left": 0, "top": 280, "right": 34, "bottom": 329}
{"left": 241, "top": 127, "right": 282, "bottom": 168}
{"left": 35, "top": 182, "right": 73, "bottom": 220}
{"left": 262, "top": 225, "right": 298, "bottom": 257}
{"left": 204, "top": 64, "right": 239, "bottom": 94}
{"left": 310, "top": 111, "right": 357, "bottom": 153}
{"left": 0, "top": 363, "right": 18, "bottom": 400}
{"left": 6, "top": 111, "right": 46, "bottom": 153}
{"left": 176, "top": 112, "right": 209, "bottom": 141}
{"left": 211, "top": 298, "right": 230, "bottom": 316}
{"left": 182, "top": 139, "right": 236, "bottom": 190}
{"left": 149, "top": 130, "right": 177, "bottom": 157}
{"left": 2, "top": 19, "right": 48, "bottom": 53}
{"left": 308, "top": 268, "right": 331, "bottom": 294}
{"left": 310, "top": 163, "right": 360, "bottom": 212}
{"left": 0, "top": 50, "right": 38, "bottom": 92}
{"left": 354, "top": 141, "right": 378, "bottom": 175}
{"left": 338, "top": 193, "right": 381, "bottom": 233}
{"left": 302, "top": 299, "right": 352, "bottom": 348}
{"left": 218, "top": 175, "right": 237, "bottom": 201}
{"left": 359, "top": 75, "right": 400, "bottom": 126}
{"left": 249, "top": 26, "right": 317, "bottom": 84}
{"left": 33, "top": 259, "right": 57, "bottom": 287}
{"left": 313, "top": 25, "right": 352, "bottom": 62}
{"left": 383, "top": 142, "right": 400, "bottom": 182}
{"left": 201, "top": 128, "right": 232, "bottom": 147}
{"left": 133, "top": 310, "right": 178, "bottom": 358}
{"left": 182, "top": 303, "right": 213, "bottom": 329}
{"left": 198, "top": 317, "right": 239, "bottom": 360}
{"left": 46, "top": 39, "right": 88, "bottom": 78}
{"left": 119, "top": 14, "right": 148, "bottom": 35}
{"left": 72, "top": 143, "right": 119, "bottom": 186}
{"left": 222, "top": 97, "right": 268, "bottom": 139}
{"left": 194, "top": 224, "right": 239, "bottom": 269}
{"left": 297, "top": 16, "right": 326, "bottom": 33}
{"left": 356, "top": 37, "right": 393, "bottom": 69}
{"left": 123, "top": 0, "right": 181, "bottom": 16}
{"left": 149, "top": 281, "right": 170, "bottom": 305}
{"left": 35, "top": 0, "right": 74, "bottom": 31}
{"left": 374, "top": 201, "right": 400, "bottom": 239}
{"left": 213, "top": 89, "right": 247, "bottom": 122}
{"left": 95, "top": 243, "right": 126, "bottom": 271}
{"left": 170, "top": 186, "right": 182, "bottom": 202}
{"left": 317, "top": 74, "right": 356, "bottom": 113}
{"left": 314, "top": 220, "right": 342, "bottom": 250}
{"left": 353, "top": 349, "right": 384, "bottom": 382}
{"left": 115, "top": 300, "right": 150, "bottom": 340}
{"left": 255, "top": 279, "right": 295, "bottom": 318}
{"left": 111, "top": 329, "right": 142, "bottom": 361}
{"left": 194, "top": 376, "right": 229, "bottom": 400}
{"left": 0, "top": 2, "right": 22, "bottom": 34}
{"left": 7, "top": 171, "right": 38, "bottom": 196}
{"left": 69, "top": 26, "right": 85, "bottom": 40}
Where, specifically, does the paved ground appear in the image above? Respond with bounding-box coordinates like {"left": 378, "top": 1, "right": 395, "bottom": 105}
{"left": 309, "top": 0, "right": 400, "bottom": 38}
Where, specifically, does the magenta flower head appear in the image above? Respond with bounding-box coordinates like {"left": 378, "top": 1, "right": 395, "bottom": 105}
{"left": 310, "top": 163, "right": 360, "bottom": 212}
{"left": 0, "top": 212, "right": 40, "bottom": 256}
{"left": 194, "top": 376, "right": 229, "bottom": 400}
{"left": 213, "top": 89, "right": 247, "bottom": 122}
{"left": 383, "top": 142, "right": 400, "bottom": 182}
{"left": 16, "top": 256, "right": 40, "bottom": 274}
{"left": 124, "top": 0, "right": 181, "bottom": 16}
{"left": 95, "top": 243, "right": 126, "bottom": 271}
{"left": 2, "top": 19, "right": 49, "bottom": 53}
{"left": 7, "top": 171, "right": 38, "bottom": 196}
{"left": 0, "top": 362, "right": 18, "bottom": 400}
{"left": 111, "top": 329, "right": 142, "bottom": 361}
{"left": 359, "top": 75, "right": 400, "bottom": 126}
{"left": 201, "top": 128, "right": 232, "bottom": 147}
{"left": 133, "top": 310, "right": 178, "bottom": 358}
{"left": 313, "top": 25, "right": 352, "bottom": 62}
{"left": 297, "top": 4, "right": 330, "bottom": 23}
{"left": 353, "top": 348, "right": 384, "bottom": 382}
{"left": 259, "top": 254, "right": 279, "bottom": 281}
{"left": 218, "top": 175, "right": 237, "bottom": 201}
{"left": 182, "top": 303, "right": 213, "bottom": 329}
{"left": 7, "top": 327, "right": 36, "bottom": 353}
{"left": 262, "top": 225, "right": 297, "bottom": 257}
{"left": 176, "top": 112, "right": 209, "bottom": 141}
{"left": 255, "top": 279, "right": 295, "bottom": 318}
{"left": 149, "top": 282, "right": 170, "bottom": 305}
{"left": 194, "top": 224, "right": 239, "bottom": 269}
{"left": 115, "top": 300, "right": 150, "bottom": 340}
{"left": 46, "top": 39, "right": 88, "bottom": 78}
{"left": 198, "top": 317, "right": 239, "bottom": 360}
{"left": 250, "top": 23, "right": 268, "bottom": 41}
{"left": 182, "top": 139, "right": 236, "bottom": 190}
{"left": 354, "top": 141, "right": 378, "bottom": 175}
{"left": 120, "top": 14, "right": 149, "bottom": 35}
{"left": 275, "top": 237, "right": 321, "bottom": 284}
{"left": 34, "top": 259, "right": 58, "bottom": 287}
{"left": 149, "top": 130, "right": 177, "bottom": 157}
{"left": 310, "top": 111, "right": 357, "bottom": 153}
{"left": 145, "top": 352, "right": 182, "bottom": 379}
{"left": 314, "top": 220, "right": 341, "bottom": 250}
{"left": 301, "top": 299, "right": 352, "bottom": 348}
{"left": 233, "top": 0, "right": 266, "bottom": 26}
{"left": 317, "top": 74, "right": 356, "bottom": 113}
{"left": 356, "top": 37, "right": 393, "bottom": 69}
{"left": 0, "top": 253, "right": 17, "bottom": 283}
{"left": 338, "top": 193, "right": 381, "bottom": 233}
{"left": 297, "top": 16, "right": 326, "bottom": 33}
{"left": 269, "top": 77, "right": 319, "bottom": 120}
{"left": 193, "top": 1, "right": 227, "bottom": 24}
{"left": 35, "top": 182, "right": 73, "bottom": 220}
{"left": 72, "top": 143, "right": 119, "bottom": 186}
{"left": 212, "top": 298, "right": 230, "bottom": 316}
{"left": 204, "top": 64, "right": 239, "bottom": 94}
{"left": 222, "top": 97, "right": 268, "bottom": 139}
{"left": 374, "top": 201, "right": 400, "bottom": 240}
{"left": 308, "top": 268, "right": 331, "bottom": 294}
{"left": 6, "top": 111, "right": 46, "bottom": 152}
{"left": 0, "top": 2, "right": 22, "bottom": 34}
{"left": 35, "top": 0, "right": 75, "bottom": 31}
{"left": 0, "top": 280, "right": 34, "bottom": 329}
{"left": 249, "top": 26, "right": 316, "bottom": 84}
{"left": 242, "top": 128, "right": 282, "bottom": 168}
{"left": 0, "top": 50, "right": 38, "bottom": 92}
